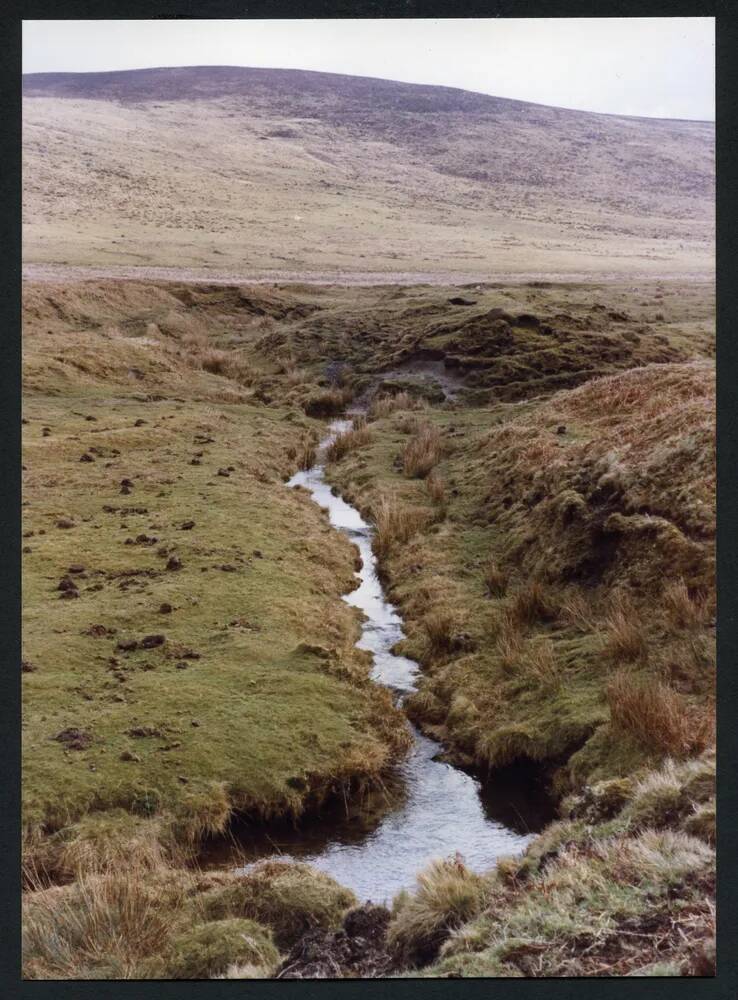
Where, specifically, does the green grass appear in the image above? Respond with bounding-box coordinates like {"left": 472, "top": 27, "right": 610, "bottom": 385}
{"left": 22, "top": 307, "right": 410, "bottom": 857}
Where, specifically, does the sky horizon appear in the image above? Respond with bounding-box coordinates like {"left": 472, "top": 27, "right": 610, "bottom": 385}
{"left": 22, "top": 18, "right": 715, "bottom": 122}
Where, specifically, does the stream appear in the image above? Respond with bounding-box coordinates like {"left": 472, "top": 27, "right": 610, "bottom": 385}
{"left": 204, "top": 419, "right": 550, "bottom": 903}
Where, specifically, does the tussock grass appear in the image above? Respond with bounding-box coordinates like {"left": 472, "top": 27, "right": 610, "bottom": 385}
{"left": 494, "top": 612, "right": 525, "bottom": 671}
{"left": 388, "top": 857, "right": 484, "bottom": 967}
{"left": 371, "top": 496, "right": 431, "bottom": 561}
{"left": 509, "top": 580, "right": 557, "bottom": 628}
{"left": 402, "top": 424, "right": 443, "bottom": 479}
{"left": 607, "top": 671, "right": 714, "bottom": 757}
{"left": 368, "top": 391, "right": 423, "bottom": 421}
{"left": 297, "top": 438, "right": 317, "bottom": 470}
{"left": 23, "top": 866, "right": 188, "bottom": 979}
{"left": 200, "top": 860, "right": 356, "bottom": 948}
{"left": 422, "top": 607, "right": 460, "bottom": 659}
{"left": 483, "top": 558, "right": 507, "bottom": 598}
{"left": 326, "top": 424, "right": 372, "bottom": 463}
{"left": 50, "top": 812, "right": 171, "bottom": 882}
{"left": 426, "top": 471, "right": 446, "bottom": 505}
{"left": 428, "top": 829, "right": 714, "bottom": 979}
{"left": 303, "top": 387, "right": 353, "bottom": 418}
{"left": 523, "top": 639, "right": 561, "bottom": 691}
{"left": 605, "top": 594, "right": 648, "bottom": 662}
{"left": 148, "top": 918, "right": 279, "bottom": 980}
{"left": 663, "top": 578, "right": 711, "bottom": 630}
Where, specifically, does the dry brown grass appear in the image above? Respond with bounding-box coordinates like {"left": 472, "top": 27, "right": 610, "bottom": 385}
{"left": 368, "top": 391, "right": 424, "bottom": 421}
{"left": 297, "top": 439, "right": 317, "bottom": 471}
{"left": 372, "top": 496, "right": 431, "bottom": 561}
{"left": 403, "top": 424, "right": 443, "bottom": 479}
{"left": 303, "top": 387, "right": 353, "bottom": 418}
{"left": 326, "top": 425, "right": 372, "bottom": 463}
{"left": 663, "top": 579, "right": 711, "bottom": 630}
{"left": 559, "top": 592, "right": 598, "bottom": 633}
{"left": 426, "top": 471, "right": 446, "bottom": 506}
{"left": 188, "top": 346, "right": 252, "bottom": 385}
{"left": 523, "top": 639, "right": 561, "bottom": 691}
{"left": 494, "top": 612, "right": 525, "bottom": 671}
{"left": 23, "top": 865, "right": 187, "bottom": 979}
{"left": 509, "top": 580, "right": 557, "bottom": 628}
{"left": 483, "top": 558, "right": 507, "bottom": 598}
{"left": 607, "top": 671, "right": 714, "bottom": 757}
{"left": 423, "top": 607, "right": 460, "bottom": 659}
{"left": 605, "top": 595, "right": 648, "bottom": 663}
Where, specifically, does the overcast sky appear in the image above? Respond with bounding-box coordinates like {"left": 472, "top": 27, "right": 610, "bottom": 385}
{"left": 23, "top": 17, "right": 714, "bottom": 121}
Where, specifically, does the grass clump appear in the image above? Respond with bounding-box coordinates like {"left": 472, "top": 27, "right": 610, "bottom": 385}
{"left": 23, "top": 868, "right": 188, "bottom": 979}
{"left": 372, "top": 497, "right": 431, "bottom": 561}
{"left": 402, "top": 424, "right": 443, "bottom": 479}
{"left": 662, "top": 578, "right": 711, "bottom": 630}
{"left": 509, "top": 580, "right": 557, "bottom": 628}
{"left": 303, "top": 387, "right": 353, "bottom": 418}
{"left": 607, "top": 671, "right": 713, "bottom": 757}
{"left": 47, "top": 811, "right": 170, "bottom": 881}
{"left": 483, "top": 557, "right": 507, "bottom": 598}
{"left": 426, "top": 471, "right": 446, "bottom": 505}
{"left": 150, "top": 918, "right": 279, "bottom": 980}
{"left": 523, "top": 638, "right": 561, "bottom": 691}
{"left": 326, "top": 424, "right": 372, "bottom": 463}
{"left": 422, "top": 606, "right": 461, "bottom": 659}
{"left": 388, "top": 857, "right": 485, "bottom": 968}
{"left": 605, "top": 594, "right": 648, "bottom": 662}
{"left": 425, "top": 830, "right": 714, "bottom": 979}
{"left": 200, "top": 860, "right": 356, "bottom": 948}
{"left": 368, "top": 391, "right": 423, "bottom": 421}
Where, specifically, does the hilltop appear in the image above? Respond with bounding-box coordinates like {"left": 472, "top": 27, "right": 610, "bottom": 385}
{"left": 23, "top": 66, "right": 714, "bottom": 279}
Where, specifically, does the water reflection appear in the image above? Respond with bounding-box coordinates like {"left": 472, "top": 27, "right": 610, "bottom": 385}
{"left": 204, "top": 420, "right": 552, "bottom": 902}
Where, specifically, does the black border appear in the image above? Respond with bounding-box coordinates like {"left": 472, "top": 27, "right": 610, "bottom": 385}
{"left": 2, "top": 2, "right": 736, "bottom": 999}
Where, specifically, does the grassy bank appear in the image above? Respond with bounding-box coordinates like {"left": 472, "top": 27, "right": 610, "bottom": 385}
{"left": 22, "top": 279, "right": 411, "bottom": 879}
{"left": 22, "top": 276, "right": 715, "bottom": 978}
{"left": 326, "top": 360, "right": 715, "bottom": 790}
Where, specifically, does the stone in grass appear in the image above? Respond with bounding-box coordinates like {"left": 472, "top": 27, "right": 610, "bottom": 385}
{"left": 80, "top": 453, "right": 95, "bottom": 463}
{"left": 166, "top": 555, "right": 183, "bottom": 571}
{"left": 56, "top": 518, "right": 75, "bottom": 529}
{"left": 216, "top": 468, "right": 230, "bottom": 478}
{"left": 158, "top": 602, "right": 173, "bottom": 614}
{"left": 140, "top": 634, "right": 166, "bottom": 649}
{"left": 21, "top": 659, "right": 36, "bottom": 673}
{"left": 180, "top": 520, "right": 195, "bottom": 530}
{"left": 117, "top": 638, "right": 139, "bottom": 653}
{"left": 58, "top": 576, "right": 78, "bottom": 592}
{"left": 119, "top": 750, "right": 141, "bottom": 762}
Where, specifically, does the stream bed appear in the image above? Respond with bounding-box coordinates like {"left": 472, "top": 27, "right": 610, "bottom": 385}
{"left": 204, "top": 419, "right": 551, "bottom": 902}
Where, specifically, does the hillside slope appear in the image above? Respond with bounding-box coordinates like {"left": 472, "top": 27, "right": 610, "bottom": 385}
{"left": 23, "top": 66, "right": 714, "bottom": 278}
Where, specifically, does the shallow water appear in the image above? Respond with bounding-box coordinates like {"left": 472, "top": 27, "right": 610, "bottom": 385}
{"left": 209, "top": 420, "right": 547, "bottom": 902}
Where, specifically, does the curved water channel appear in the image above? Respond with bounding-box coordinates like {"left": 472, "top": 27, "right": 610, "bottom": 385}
{"left": 206, "top": 419, "right": 551, "bottom": 902}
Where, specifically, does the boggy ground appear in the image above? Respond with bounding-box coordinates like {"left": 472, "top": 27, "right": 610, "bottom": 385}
{"left": 22, "top": 275, "right": 715, "bottom": 978}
